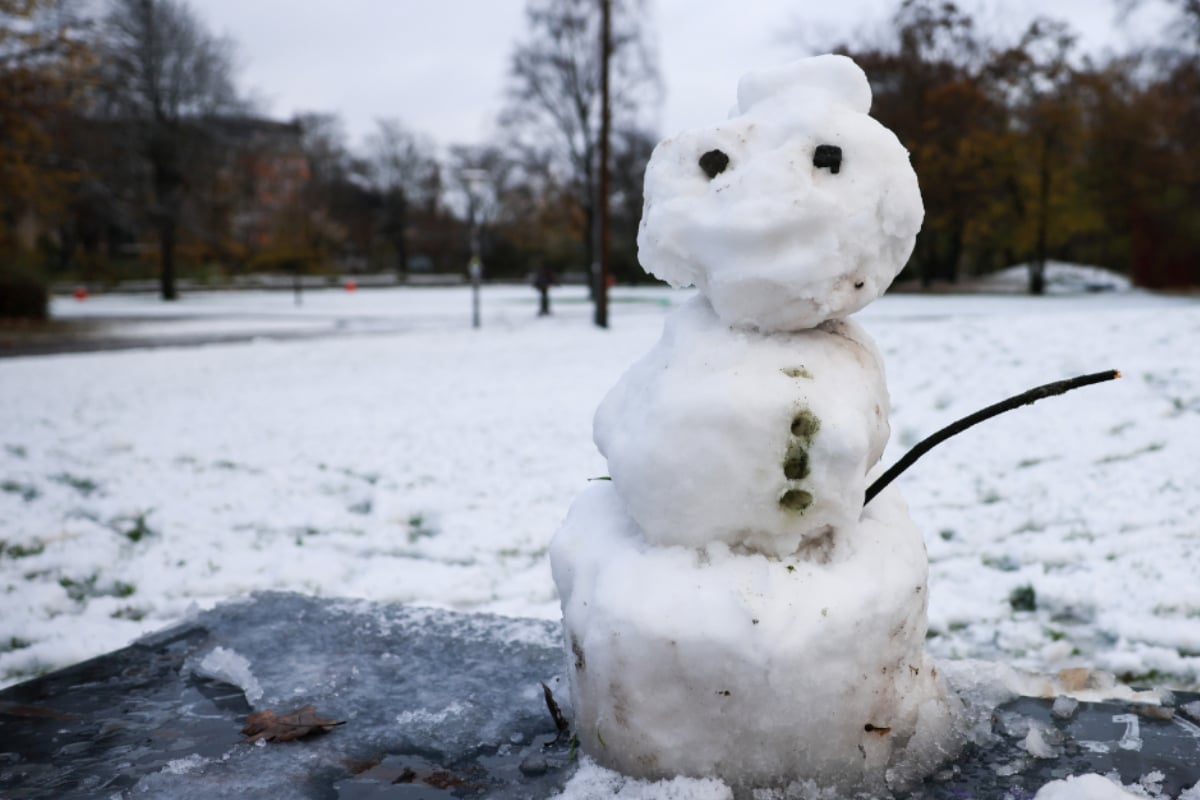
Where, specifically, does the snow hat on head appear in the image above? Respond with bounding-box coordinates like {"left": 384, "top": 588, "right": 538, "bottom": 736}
{"left": 636, "top": 53, "right": 921, "bottom": 331}
{"left": 737, "top": 54, "right": 872, "bottom": 115}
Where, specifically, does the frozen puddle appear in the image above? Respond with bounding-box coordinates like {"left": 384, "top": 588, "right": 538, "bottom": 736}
{"left": 0, "top": 593, "right": 1196, "bottom": 798}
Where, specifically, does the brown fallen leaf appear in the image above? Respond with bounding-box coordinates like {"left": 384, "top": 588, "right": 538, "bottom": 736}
{"left": 241, "top": 705, "right": 345, "bottom": 743}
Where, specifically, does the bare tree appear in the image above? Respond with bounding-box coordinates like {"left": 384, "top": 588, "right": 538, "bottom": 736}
{"left": 97, "top": 0, "right": 243, "bottom": 300}
{"left": 501, "top": 0, "right": 660, "bottom": 292}
{"left": 362, "top": 118, "right": 439, "bottom": 279}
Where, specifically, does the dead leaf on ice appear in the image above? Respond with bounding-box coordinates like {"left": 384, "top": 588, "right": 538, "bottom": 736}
{"left": 241, "top": 705, "right": 344, "bottom": 743}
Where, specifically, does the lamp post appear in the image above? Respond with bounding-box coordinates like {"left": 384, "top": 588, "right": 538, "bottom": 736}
{"left": 595, "top": 0, "right": 612, "bottom": 329}
{"left": 461, "top": 168, "right": 491, "bottom": 330}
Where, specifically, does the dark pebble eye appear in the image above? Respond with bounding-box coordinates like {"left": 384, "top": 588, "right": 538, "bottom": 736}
{"left": 699, "top": 149, "right": 730, "bottom": 179}
{"left": 813, "top": 144, "right": 842, "bottom": 174}
{"left": 854, "top": 281, "right": 865, "bottom": 289}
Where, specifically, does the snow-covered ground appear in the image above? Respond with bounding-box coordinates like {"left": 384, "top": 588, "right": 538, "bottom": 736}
{"left": 1, "top": 281, "right": 1198, "bottom": 691}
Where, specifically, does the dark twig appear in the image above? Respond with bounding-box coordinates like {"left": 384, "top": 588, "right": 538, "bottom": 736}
{"left": 541, "top": 681, "right": 570, "bottom": 739}
{"left": 865, "top": 369, "right": 1121, "bottom": 506}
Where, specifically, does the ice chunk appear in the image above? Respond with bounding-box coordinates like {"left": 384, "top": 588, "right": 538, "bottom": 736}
{"left": 552, "top": 757, "right": 734, "bottom": 800}
{"left": 594, "top": 297, "right": 890, "bottom": 557}
{"left": 1052, "top": 695, "right": 1080, "bottom": 720}
{"left": 193, "top": 645, "right": 263, "bottom": 705}
{"left": 1022, "top": 724, "right": 1062, "bottom": 759}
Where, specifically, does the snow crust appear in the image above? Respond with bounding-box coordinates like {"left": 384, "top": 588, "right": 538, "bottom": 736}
{"left": 1033, "top": 773, "right": 1156, "bottom": 799}
{"left": 637, "top": 54, "right": 922, "bottom": 331}
{"left": 553, "top": 758, "right": 735, "bottom": 800}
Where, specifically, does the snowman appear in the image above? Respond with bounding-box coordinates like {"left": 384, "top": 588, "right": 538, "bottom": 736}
{"left": 549, "top": 55, "right": 964, "bottom": 794}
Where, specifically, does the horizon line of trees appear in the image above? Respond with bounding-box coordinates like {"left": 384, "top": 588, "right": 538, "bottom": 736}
{"left": 838, "top": 0, "right": 1200, "bottom": 292}
{"left": 1, "top": 0, "right": 1198, "bottom": 313}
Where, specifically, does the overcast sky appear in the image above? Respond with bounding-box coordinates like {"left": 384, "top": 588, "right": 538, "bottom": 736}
{"left": 190, "top": 0, "right": 1173, "bottom": 153}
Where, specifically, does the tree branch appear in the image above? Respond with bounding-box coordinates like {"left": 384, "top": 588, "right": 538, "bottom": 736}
{"left": 865, "top": 369, "right": 1121, "bottom": 505}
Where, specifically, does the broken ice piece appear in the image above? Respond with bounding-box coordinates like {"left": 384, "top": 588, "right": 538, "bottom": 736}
{"left": 193, "top": 646, "right": 263, "bottom": 705}
{"left": 1022, "top": 724, "right": 1063, "bottom": 759}
{"left": 1051, "top": 695, "right": 1079, "bottom": 720}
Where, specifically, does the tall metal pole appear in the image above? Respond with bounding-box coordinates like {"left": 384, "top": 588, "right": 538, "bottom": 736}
{"left": 595, "top": 0, "right": 611, "bottom": 329}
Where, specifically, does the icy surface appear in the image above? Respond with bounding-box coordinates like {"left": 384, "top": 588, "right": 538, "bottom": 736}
{"left": 1, "top": 593, "right": 1197, "bottom": 798}
{"left": 637, "top": 54, "right": 922, "bottom": 331}
{"left": 0, "top": 593, "right": 574, "bottom": 799}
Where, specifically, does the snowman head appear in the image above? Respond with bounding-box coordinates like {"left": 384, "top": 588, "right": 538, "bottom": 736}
{"left": 637, "top": 55, "right": 923, "bottom": 331}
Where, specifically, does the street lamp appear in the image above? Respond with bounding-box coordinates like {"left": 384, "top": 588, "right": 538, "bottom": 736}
{"left": 461, "top": 168, "right": 491, "bottom": 329}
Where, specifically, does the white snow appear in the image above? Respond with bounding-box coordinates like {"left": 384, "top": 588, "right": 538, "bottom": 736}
{"left": 1033, "top": 773, "right": 1141, "bottom": 799}
{"left": 1, "top": 280, "right": 1198, "bottom": 794}
{"left": 553, "top": 757, "right": 735, "bottom": 800}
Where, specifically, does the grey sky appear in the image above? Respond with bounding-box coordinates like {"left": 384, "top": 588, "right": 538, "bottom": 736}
{"left": 191, "top": 0, "right": 1171, "bottom": 153}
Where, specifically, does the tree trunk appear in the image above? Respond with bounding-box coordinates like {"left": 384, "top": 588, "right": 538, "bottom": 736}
{"left": 159, "top": 215, "right": 178, "bottom": 301}
{"left": 1030, "top": 133, "right": 1053, "bottom": 296}
{"left": 394, "top": 193, "right": 409, "bottom": 282}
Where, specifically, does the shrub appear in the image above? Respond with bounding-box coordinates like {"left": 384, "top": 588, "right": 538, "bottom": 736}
{"left": 0, "top": 269, "right": 49, "bottom": 320}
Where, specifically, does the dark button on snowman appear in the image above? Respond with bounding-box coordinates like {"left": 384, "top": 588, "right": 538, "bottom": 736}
{"left": 551, "top": 54, "right": 962, "bottom": 794}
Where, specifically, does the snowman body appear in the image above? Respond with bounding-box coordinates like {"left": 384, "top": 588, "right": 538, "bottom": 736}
{"left": 550, "top": 55, "right": 962, "bottom": 793}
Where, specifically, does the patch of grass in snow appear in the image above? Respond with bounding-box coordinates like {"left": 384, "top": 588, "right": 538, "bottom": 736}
{"left": 0, "top": 539, "right": 45, "bottom": 559}
{"left": 1118, "top": 669, "right": 1166, "bottom": 688}
{"left": 59, "top": 574, "right": 97, "bottom": 602}
{"left": 113, "top": 510, "right": 155, "bottom": 543}
{"left": 1153, "top": 604, "right": 1200, "bottom": 619}
{"left": 340, "top": 468, "right": 380, "bottom": 485}
{"left": 1, "top": 637, "right": 31, "bottom": 653}
{"left": 293, "top": 526, "right": 322, "bottom": 545}
{"left": 978, "top": 487, "right": 1004, "bottom": 505}
{"left": 1015, "top": 456, "right": 1054, "bottom": 469}
{"left": 59, "top": 574, "right": 136, "bottom": 602}
{"left": 1, "top": 480, "right": 39, "bottom": 502}
{"left": 1009, "top": 584, "right": 1038, "bottom": 612}
{"left": 406, "top": 513, "right": 437, "bottom": 543}
{"left": 111, "top": 606, "right": 146, "bottom": 621}
{"left": 50, "top": 472, "right": 99, "bottom": 496}
{"left": 982, "top": 554, "right": 1021, "bottom": 572}
{"left": 3, "top": 664, "right": 51, "bottom": 684}
{"left": 1097, "top": 442, "right": 1166, "bottom": 464}
{"left": 212, "top": 459, "right": 263, "bottom": 475}
{"left": 348, "top": 499, "right": 373, "bottom": 515}
{"left": 4, "top": 444, "right": 28, "bottom": 459}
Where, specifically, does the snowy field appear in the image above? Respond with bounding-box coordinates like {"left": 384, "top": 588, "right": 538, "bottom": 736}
{"left": 1, "top": 281, "right": 1198, "bottom": 692}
